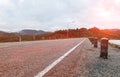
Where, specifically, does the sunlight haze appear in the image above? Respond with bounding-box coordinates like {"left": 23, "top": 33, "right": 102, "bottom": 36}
{"left": 0, "top": 0, "right": 120, "bottom": 32}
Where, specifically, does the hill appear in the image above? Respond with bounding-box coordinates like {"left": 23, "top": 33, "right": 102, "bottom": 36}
{"left": 0, "top": 29, "right": 51, "bottom": 42}
{"left": 19, "top": 29, "right": 50, "bottom": 35}
{"left": 41, "top": 27, "right": 120, "bottom": 40}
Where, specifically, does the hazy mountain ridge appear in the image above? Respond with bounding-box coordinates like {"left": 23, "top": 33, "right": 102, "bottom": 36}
{"left": 19, "top": 29, "right": 51, "bottom": 35}
{"left": 0, "top": 29, "right": 51, "bottom": 36}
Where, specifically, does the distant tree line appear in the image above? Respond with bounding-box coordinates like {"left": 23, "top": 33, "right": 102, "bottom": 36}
{"left": 0, "top": 27, "right": 120, "bottom": 42}
{"left": 40, "top": 27, "right": 120, "bottom": 40}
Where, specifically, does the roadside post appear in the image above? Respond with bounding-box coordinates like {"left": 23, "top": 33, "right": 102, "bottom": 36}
{"left": 89, "top": 37, "right": 94, "bottom": 44}
{"left": 89, "top": 37, "right": 98, "bottom": 48}
{"left": 94, "top": 37, "right": 98, "bottom": 48}
{"left": 100, "top": 38, "right": 109, "bottom": 59}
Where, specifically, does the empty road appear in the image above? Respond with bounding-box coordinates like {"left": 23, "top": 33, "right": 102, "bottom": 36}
{"left": 0, "top": 38, "right": 86, "bottom": 77}
{"left": 0, "top": 38, "right": 120, "bottom": 77}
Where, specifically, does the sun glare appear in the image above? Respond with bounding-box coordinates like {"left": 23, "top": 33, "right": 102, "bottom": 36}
{"left": 97, "top": 8, "right": 111, "bottom": 20}
{"left": 115, "top": 0, "right": 120, "bottom": 5}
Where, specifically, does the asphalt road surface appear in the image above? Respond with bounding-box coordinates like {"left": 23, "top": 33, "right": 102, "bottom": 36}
{"left": 0, "top": 38, "right": 86, "bottom": 77}
{"left": 0, "top": 38, "right": 120, "bottom": 77}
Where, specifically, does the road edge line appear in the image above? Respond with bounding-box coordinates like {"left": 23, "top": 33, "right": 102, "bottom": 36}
{"left": 34, "top": 38, "right": 86, "bottom": 77}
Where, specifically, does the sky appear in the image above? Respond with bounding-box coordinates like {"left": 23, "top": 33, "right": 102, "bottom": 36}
{"left": 0, "top": 0, "right": 120, "bottom": 32}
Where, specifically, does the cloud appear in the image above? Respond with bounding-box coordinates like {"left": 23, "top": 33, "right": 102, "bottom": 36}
{"left": 86, "top": 0, "right": 120, "bottom": 29}
{"left": 0, "top": 0, "right": 13, "bottom": 7}
{"left": 0, "top": 0, "right": 120, "bottom": 32}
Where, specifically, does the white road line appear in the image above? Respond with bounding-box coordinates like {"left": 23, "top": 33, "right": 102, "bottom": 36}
{"left": 34, "top": 38, "right": 86, "bottom": 77}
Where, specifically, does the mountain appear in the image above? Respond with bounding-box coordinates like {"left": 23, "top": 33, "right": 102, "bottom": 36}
{"left": 0, "top": 31, "right": 5, "bottom": 34}
{"left": 19, "top": 29, "right": 51, "bottom": 35}
{"left": 0, "top": 31, "right": 11, "bottom": 36}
